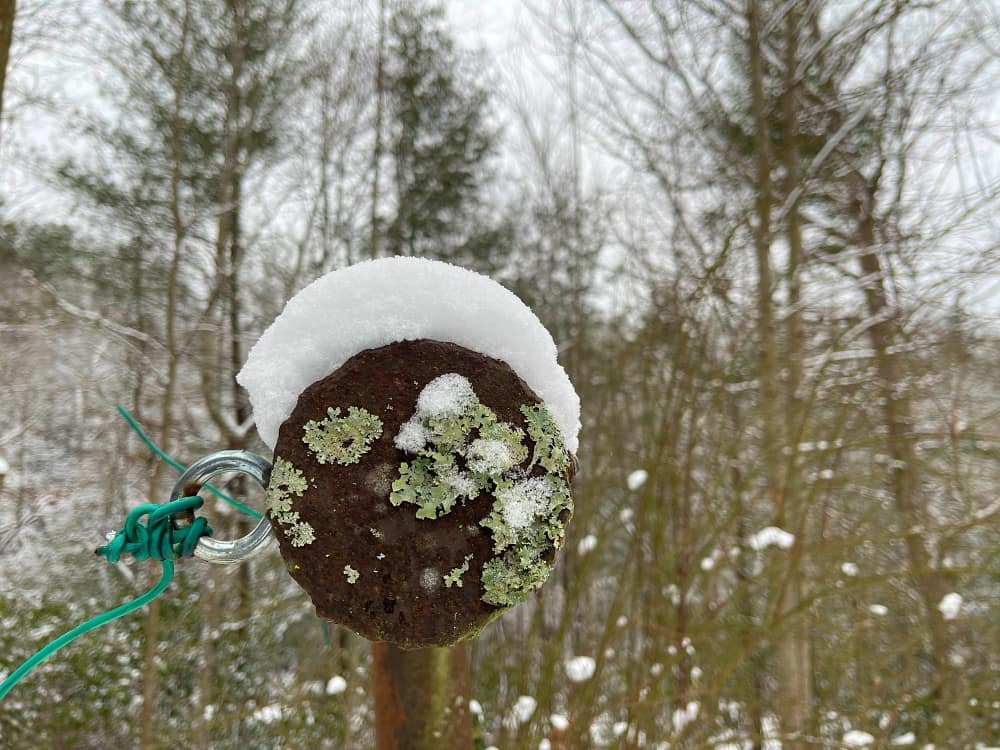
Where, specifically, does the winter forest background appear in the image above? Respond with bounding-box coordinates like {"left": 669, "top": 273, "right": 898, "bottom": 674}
{"left": 0, "top": 0, "right": 998, "bottom": 748}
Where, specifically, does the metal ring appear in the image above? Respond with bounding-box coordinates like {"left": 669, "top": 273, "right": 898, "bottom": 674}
{"left": 169, "top": 450, "right": 275, "bottom": 564}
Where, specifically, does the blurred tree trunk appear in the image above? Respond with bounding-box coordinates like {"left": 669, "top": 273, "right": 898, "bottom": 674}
{"left": 139, "top": 3, "right": 191, "bottom": 747}
{"left": 372, "top": 642, "right": 472, "bottom": 750}
{"left": 776, "top": 5, "right": 812, "bottom": 746}
{"left": 849, "top": 172, "right": 957, "bottom": 737}
{"left": 747, "top": 1, "right": 811, "bottom": 746}
{"left": 0, "top": 0, "right": 13, "bottom": 146}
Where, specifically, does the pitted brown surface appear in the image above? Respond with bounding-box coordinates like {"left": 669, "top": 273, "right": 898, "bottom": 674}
{"left": 270, "top": 338, "right": 544, "bottom": 648}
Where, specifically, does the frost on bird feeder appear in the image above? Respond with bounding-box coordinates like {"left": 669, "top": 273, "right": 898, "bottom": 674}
{"left": 237, "top": 257, "right": 580, "bottom": 648}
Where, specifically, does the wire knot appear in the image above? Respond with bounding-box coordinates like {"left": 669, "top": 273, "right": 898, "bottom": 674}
{"left": 96, "top": 496, "right": 213, "bottom": 563}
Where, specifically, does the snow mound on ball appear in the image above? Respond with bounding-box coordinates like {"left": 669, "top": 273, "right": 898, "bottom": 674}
{"left": 238, "top": 257, "right": 581, "bottom": 453}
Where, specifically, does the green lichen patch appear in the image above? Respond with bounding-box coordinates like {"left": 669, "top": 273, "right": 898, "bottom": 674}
{"left": 521, "top": 404, "right": 570, "bottom": 474}
{"left": 479, "top": 475, "right": 572, "bottom": 606}
{"left": 344, "top": 565, "right": 360, "bottom": 584}
{"left": 391, "top": 373, "right": 575, "bottom": 609}
{"left": 303, "top": 406, "right": 383, "bottom": 465}
{"left": 390, "top": 382, "right": 528, "bottom": 519}
{"left": 444, "top": 555, "right": 474, "bottom": 588}
{"left": 266, "top": 457, "right": 315, "bottom": 547}
{"left": 481, "top": 556, "right": 553, "bottom": 608}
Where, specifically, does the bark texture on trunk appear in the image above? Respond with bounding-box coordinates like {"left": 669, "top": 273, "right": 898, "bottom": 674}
{"left": 372, "top": 642, "right": 472, "bottom": 750}
{"left": 0, "top": 0, "right": 14, "bottom": 147}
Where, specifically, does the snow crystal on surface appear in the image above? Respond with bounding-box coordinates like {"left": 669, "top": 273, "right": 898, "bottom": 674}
{"left": 415, "top": 372, "right": 476, "bottom": 417}
{"left": 420, "top": 567, "right": 441, "bottom": 591}
{"left": 565, "top": 655, "right": 596, "bottom": 682}
{"left": 843, "top": 730, "right": 875, "bottom": 747}
{"left": 326, "top": 675, "right": 347, "bottom": 695}
{"left": 394, "top": 421, "right": 429, "bottom": 452}
{"left": 513, "top": 695, "right": 537, "bottom": 723}
{"left": 499, "top": 477, "right": 552, "bottom": 531}
{"left": 444, "top": 469, "right": 478, "bottom": 498}
{"left": 468, "top": 438, "right": 514, "bottom": 474}
{"left": 550, "top": 714, "right": 569, "bottom": 731}
{"left": 238, "top": 257, "right": 581, "bottom": 452}
{"left": 749, "top": 526, "right": 795, "bottom": 550}
{"left": 627, "top": 469, "right": 648, "bottom": 490}
{"left": 938, "top": 592, "right": 962, "bottom": 620}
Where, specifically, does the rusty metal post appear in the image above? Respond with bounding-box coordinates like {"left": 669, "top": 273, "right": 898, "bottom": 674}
{"left": 372, "top": 642, "right": 472, "bottom": 750}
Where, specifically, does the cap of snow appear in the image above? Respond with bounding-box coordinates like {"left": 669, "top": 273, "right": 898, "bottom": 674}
{"left": 841, "top": 562, "right": 859, "bottom": 577}
{"left": 238, "top": 257, "right": 580, "bottom": 452}
{"left": 749, "top": 526, "right": 795, "bottom": 550}
{"left": 869, "top": 604, "right": 889, "bottom": 617}
{"left": 890, "top": 732, "right": 916, "bottom": 746}
{"left": 937, "top": 592, "right": 962, "bottom": 620}
{"left": 469, "top": 699, "right": 483, "bottom": 716}
{"left": 565, "top": 655, "right": 596, "bottom": 682}
{"left": 843, "top": 730, "right": 875, "bottom": 747}
{"left": 626, "top": 469, "right": 648, "bottom": 490}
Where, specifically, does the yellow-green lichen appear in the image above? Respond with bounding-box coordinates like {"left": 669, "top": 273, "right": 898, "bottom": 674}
{"left": 391, "top": 374, "right": 574, "bottom": 609}
{"left": 444, "top": 554, "right": 474, "bottom": 588}
{"left": 344, "top": 565, "right": 360, "bottom": 583}
{"left": 390, "top": 392, "right": 526, "bottom": 519}
{"left": 266, "top": 457, "right": 315, "bottom": 547}
{"left": 303, "top": 406, "right": 383, "bottom": 465}
{"left": 521, "top": 404, "right": 569, "bottom": 474}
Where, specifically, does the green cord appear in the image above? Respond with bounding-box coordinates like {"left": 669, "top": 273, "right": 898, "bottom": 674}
{"left": 0, "top": 494, "right": 208, "bottom": 701}
{"left": 116, "top": 406, "right": 262, "bottom": 519}
{"left": 0, "top": 561, "right": 174, "bottom": 701}
{"left": 0, "top": 410, "right": 265, "bottom": 701}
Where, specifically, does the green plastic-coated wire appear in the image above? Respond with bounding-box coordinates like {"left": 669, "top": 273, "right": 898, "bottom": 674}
{"left": 0, "top": 408, "right": 265, "bottom": 701}
{"left": 0, "top": 493, "right": 215, "bottom": 701}
{"left": 0, "top": 561, "right": 174, "bottom": 701}
{"left": 116, "top": 406, "right": 262, "bottom": 520}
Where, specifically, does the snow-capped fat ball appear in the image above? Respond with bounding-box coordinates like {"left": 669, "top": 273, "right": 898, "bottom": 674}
{"left": 238, "top": 257, "right": 580, "bottom": 453}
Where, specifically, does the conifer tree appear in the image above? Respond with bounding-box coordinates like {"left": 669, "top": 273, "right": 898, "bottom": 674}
{"left": 379, "top": 1, "right": 507, "bottom": 270}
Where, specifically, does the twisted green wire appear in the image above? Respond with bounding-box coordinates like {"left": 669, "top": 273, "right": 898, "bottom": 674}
{"left": 0, "top": 409, "right": 263, "bottom": 701}
{"left": 116, "top": 406, "right": 261, "bottom": 519}
{"left": 0, "top": 496, "right": 213, "bottom": 700}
